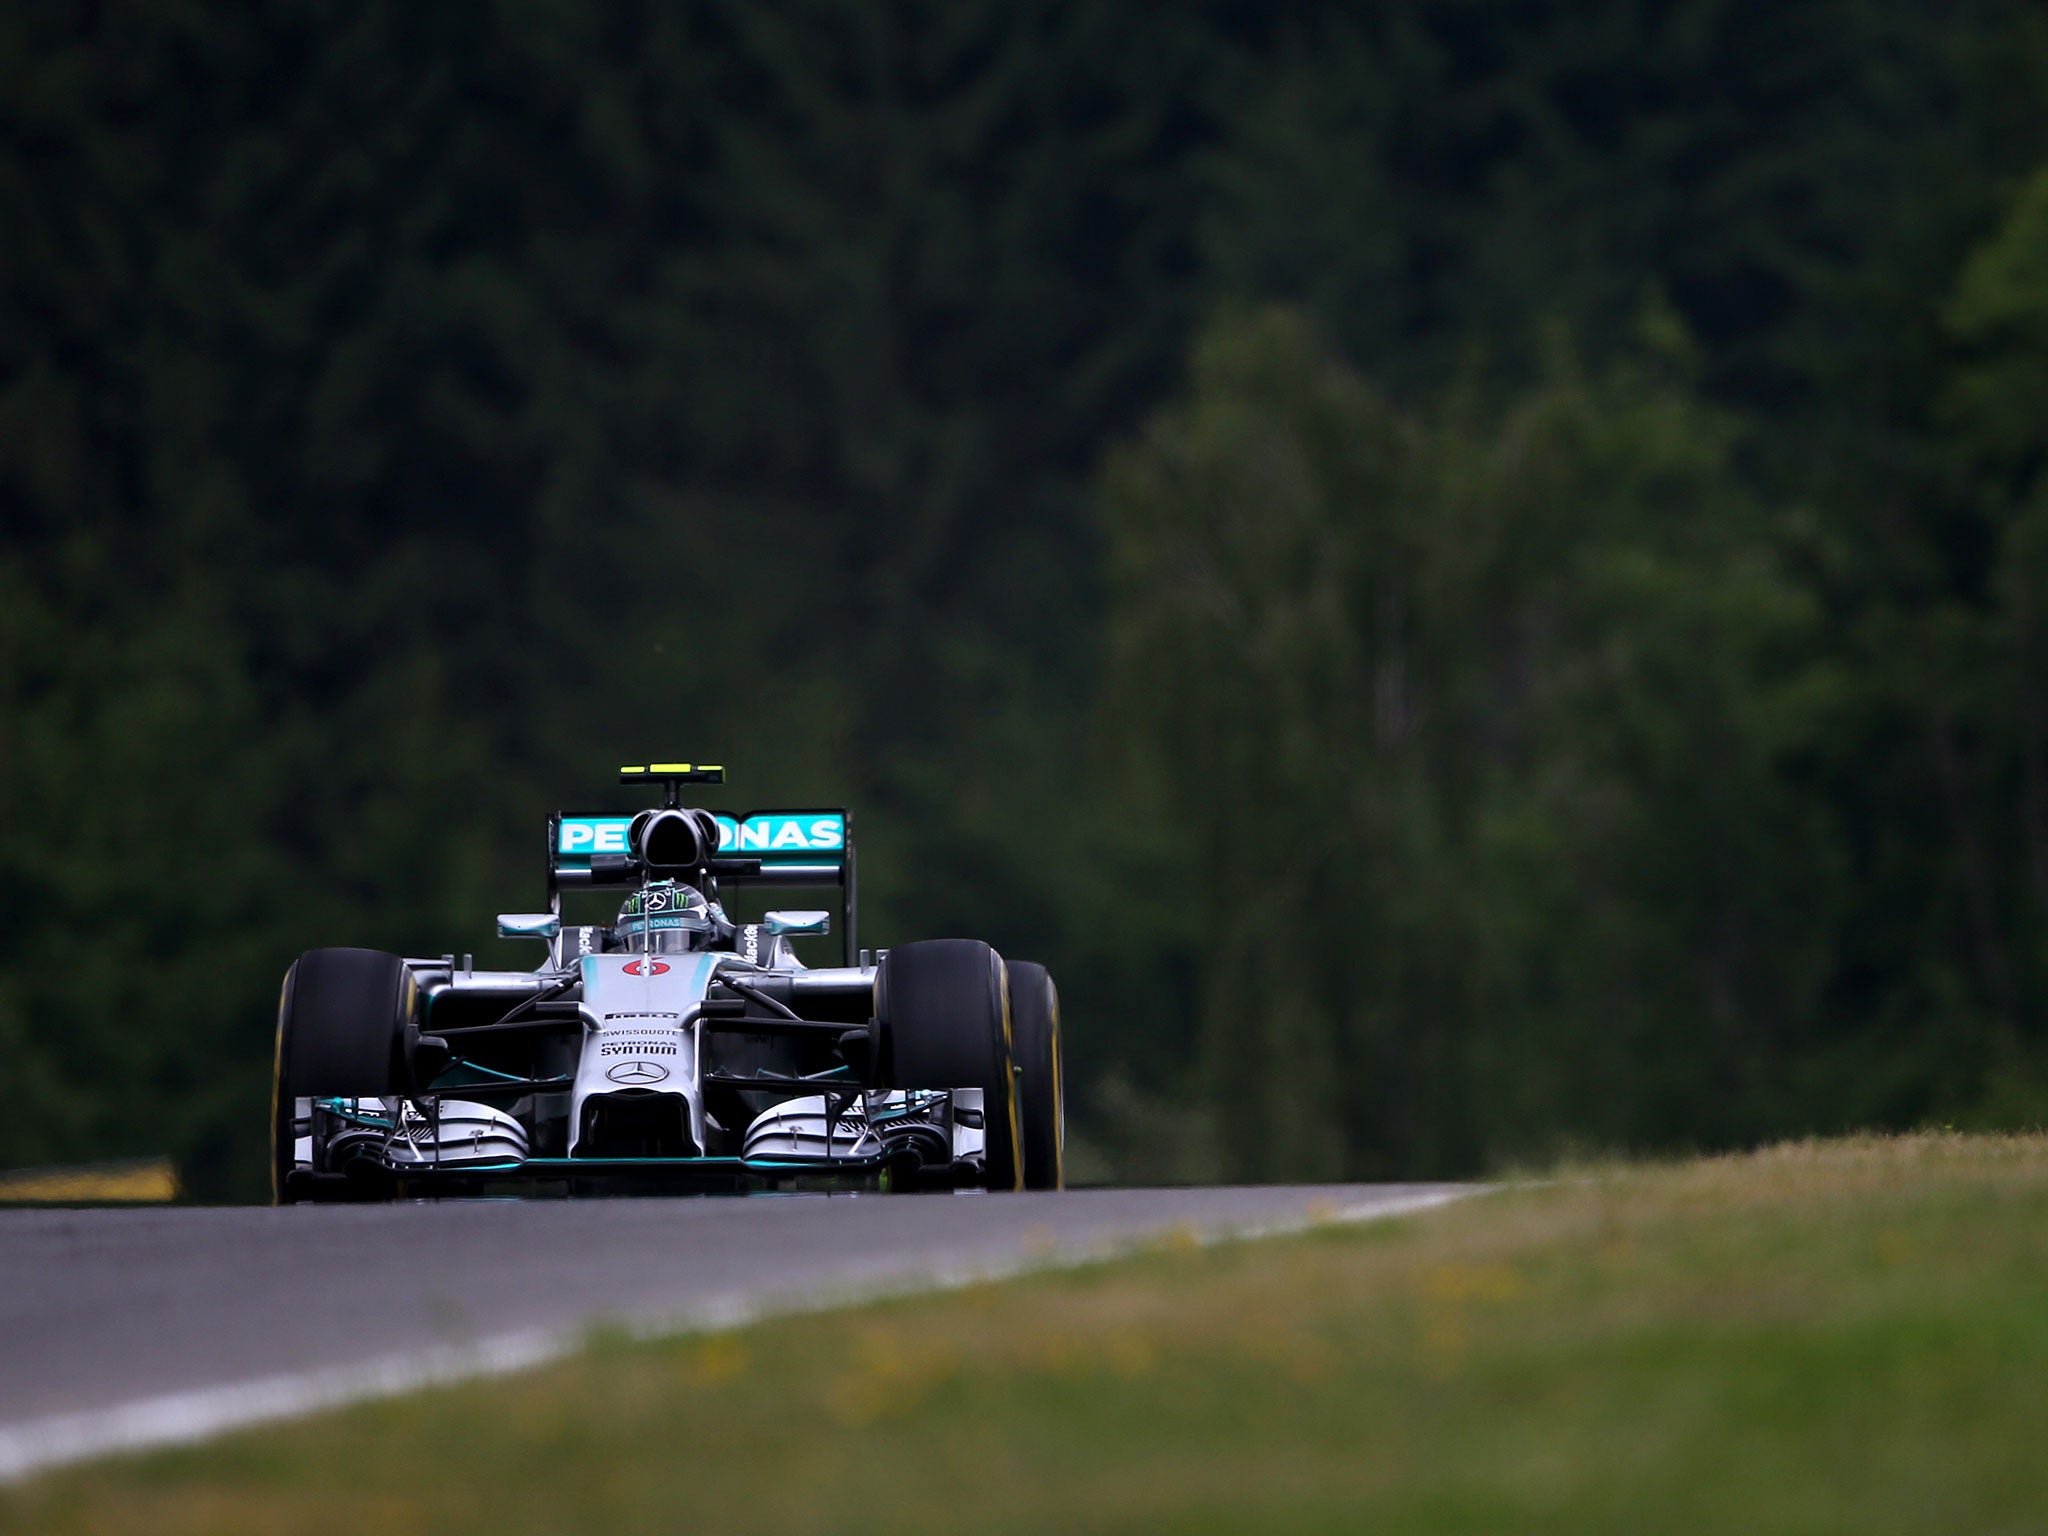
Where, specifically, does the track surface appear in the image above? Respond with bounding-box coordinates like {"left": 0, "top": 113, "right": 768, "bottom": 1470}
{"left": 0, "top": 1184, "right": 1455, "bottom": 1465}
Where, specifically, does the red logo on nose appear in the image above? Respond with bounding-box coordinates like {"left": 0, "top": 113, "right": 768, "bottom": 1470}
{"left": 622, "top": 960, "right": 670, "bottom": 977}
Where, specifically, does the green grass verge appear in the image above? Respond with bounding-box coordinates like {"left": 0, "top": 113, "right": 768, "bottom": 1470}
{"left": 9, "top": 1133, "right": 2048, "bottom": 1534}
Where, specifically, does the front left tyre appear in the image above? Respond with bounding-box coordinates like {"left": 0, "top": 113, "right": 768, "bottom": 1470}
{"left": 271, "top": 947, "right": 414, "bottom": 1204}
{"left": 877, "top": 939, "right": 1022, "bottom": 1192}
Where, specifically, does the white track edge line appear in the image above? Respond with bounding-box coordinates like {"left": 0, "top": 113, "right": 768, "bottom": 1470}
{"left": 0, "top": 1188, "right": 1468, "bottom": 1485}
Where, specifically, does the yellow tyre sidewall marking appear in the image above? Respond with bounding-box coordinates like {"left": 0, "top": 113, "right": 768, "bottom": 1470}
{"left": 996, "top": 957, "right": 1023, "bottom": 1192}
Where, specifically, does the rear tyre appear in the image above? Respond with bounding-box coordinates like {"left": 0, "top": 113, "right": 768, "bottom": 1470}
{"left": 1007, "top": 962, "right": 1065, "bottom": 1191}
{"left": 878, "top": 939, "right": 1020, "bottom": 1192}
{"left": 271, "top": 948, "right": 414, "bottom": 1204}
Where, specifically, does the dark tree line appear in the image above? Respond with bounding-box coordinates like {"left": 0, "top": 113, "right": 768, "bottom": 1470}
{"left": 5, "top": 0, "right": 2048, "bottom": 1192}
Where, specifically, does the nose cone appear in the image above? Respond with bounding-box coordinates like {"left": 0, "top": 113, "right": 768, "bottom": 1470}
{"left": 570, "top": 952, "right": 716, "bottom": 1158}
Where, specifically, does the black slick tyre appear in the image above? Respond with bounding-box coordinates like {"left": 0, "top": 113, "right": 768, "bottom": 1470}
{"left": 1007, "top": 962, "right": 1065, "bottom": 1191}
{"left": 877, "top": 939, "right": 1021, "bottom": 1192}
{"left": 271, "top": 947, "right": 414, "bottom": 1204}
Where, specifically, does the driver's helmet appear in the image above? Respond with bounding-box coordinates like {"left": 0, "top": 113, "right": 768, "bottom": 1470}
{"left": 616, "top": 879, "right": 714, "bottom": 953}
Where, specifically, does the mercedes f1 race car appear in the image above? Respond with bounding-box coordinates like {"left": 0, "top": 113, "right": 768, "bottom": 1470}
{"left": 271, "top": 765, "right": 1064, "bottom": 1201}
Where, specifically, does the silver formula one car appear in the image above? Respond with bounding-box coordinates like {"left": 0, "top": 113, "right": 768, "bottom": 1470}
{"left": 271, "top": 764, "right": 1064, "bottom": 1201}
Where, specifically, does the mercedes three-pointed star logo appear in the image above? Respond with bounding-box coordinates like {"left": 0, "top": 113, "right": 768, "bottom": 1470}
{"left": 606, "top": 1059, "right": 670, "bottom": 1086}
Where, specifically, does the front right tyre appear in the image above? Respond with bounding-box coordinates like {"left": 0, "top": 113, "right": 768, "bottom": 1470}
{"left": 271, "top": 947, "right": 414, "bottom": 1204}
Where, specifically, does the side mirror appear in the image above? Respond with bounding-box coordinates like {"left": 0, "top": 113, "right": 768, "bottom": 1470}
{"left": 763, "top": 909, "right": 831, "bottom": 938}
{"left": 497, "top": 913, "right": 563, "bottom": 941}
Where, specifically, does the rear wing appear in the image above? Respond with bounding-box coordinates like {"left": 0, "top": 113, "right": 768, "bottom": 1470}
{"left": 548, "top": 809, "right": 858, "bottom": 963}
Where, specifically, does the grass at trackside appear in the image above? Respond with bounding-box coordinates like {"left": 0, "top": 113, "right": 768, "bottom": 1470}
{"left": 9, "top": 1135, "right": 2048, "bottom": 1535}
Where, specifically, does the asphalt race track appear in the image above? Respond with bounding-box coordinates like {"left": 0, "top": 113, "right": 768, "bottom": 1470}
{"left": 0, "top": 1184, "right": 1460, "bottom": 1480}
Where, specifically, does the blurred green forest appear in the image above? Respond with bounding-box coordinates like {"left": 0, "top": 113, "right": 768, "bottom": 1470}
{"left": 7, "top": 0, "right": 2048, "bottom": 1196}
